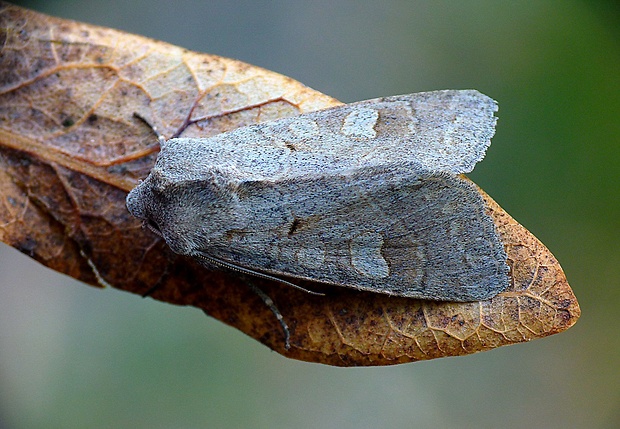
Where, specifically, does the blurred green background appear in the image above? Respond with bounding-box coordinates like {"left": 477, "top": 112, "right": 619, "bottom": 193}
{"left": 1, "top": 1, "right": 618, "bottom": 428}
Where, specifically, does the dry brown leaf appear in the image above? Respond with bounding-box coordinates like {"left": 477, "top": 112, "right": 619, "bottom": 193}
{"left": 0, "top": 3, "right": 579, "bottom": 366}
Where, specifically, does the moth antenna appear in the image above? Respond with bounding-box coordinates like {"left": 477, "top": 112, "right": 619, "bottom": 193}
{"left": 245, "top": 279, "right": 291, "bottom": 350}
{"left": 193, "top": 253, "right": 325, "bottom": 296}
{"left": 133, "top": 112, "right": 166, "bottom": 145}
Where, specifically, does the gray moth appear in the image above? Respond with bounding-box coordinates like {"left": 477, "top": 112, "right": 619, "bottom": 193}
{"left": 126, "top": 89, "right": 510, "bottom": 302}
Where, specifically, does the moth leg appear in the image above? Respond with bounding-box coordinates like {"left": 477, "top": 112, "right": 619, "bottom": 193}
{"left": 192, "top": 252, "right": 324, "bottom": 296}
{"left": 244, "top": 279, "right": 291, "bottom": 350}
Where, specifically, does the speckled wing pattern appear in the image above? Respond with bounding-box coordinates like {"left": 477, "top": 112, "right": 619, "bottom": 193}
{"left": 126, "top": 90, "right": 509, "bottom": 301}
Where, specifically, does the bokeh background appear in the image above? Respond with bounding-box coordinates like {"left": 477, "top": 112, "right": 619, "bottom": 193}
{"left": 1, "top": 1, "right": 618, "bottom": 428}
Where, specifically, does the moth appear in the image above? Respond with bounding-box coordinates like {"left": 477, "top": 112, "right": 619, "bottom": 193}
{"left": 127, "top": 90, "right": 510, "bottom": 302}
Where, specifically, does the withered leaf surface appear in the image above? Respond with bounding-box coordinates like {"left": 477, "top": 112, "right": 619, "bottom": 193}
{"left": 0, "top": 3, "right": 580, "bottom": 366}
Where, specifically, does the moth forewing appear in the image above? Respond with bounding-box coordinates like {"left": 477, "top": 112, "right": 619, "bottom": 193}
{"left": 191, "top": 164, "right": 508, "bottom": 302}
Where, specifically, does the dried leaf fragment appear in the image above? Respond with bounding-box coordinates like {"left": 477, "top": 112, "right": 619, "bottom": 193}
{"left": 0, "top": 3, "right": 579, "bottom": 366}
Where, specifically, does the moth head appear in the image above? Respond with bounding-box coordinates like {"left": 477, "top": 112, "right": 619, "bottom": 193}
{"left": 126, "top": 179, "right": 153, "bottom": 226}
{"left": 126, "top": 172, "right": 172, "bottom": 239}
{"left": 126, "top": 166, "right": 244, "bottom": 256}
